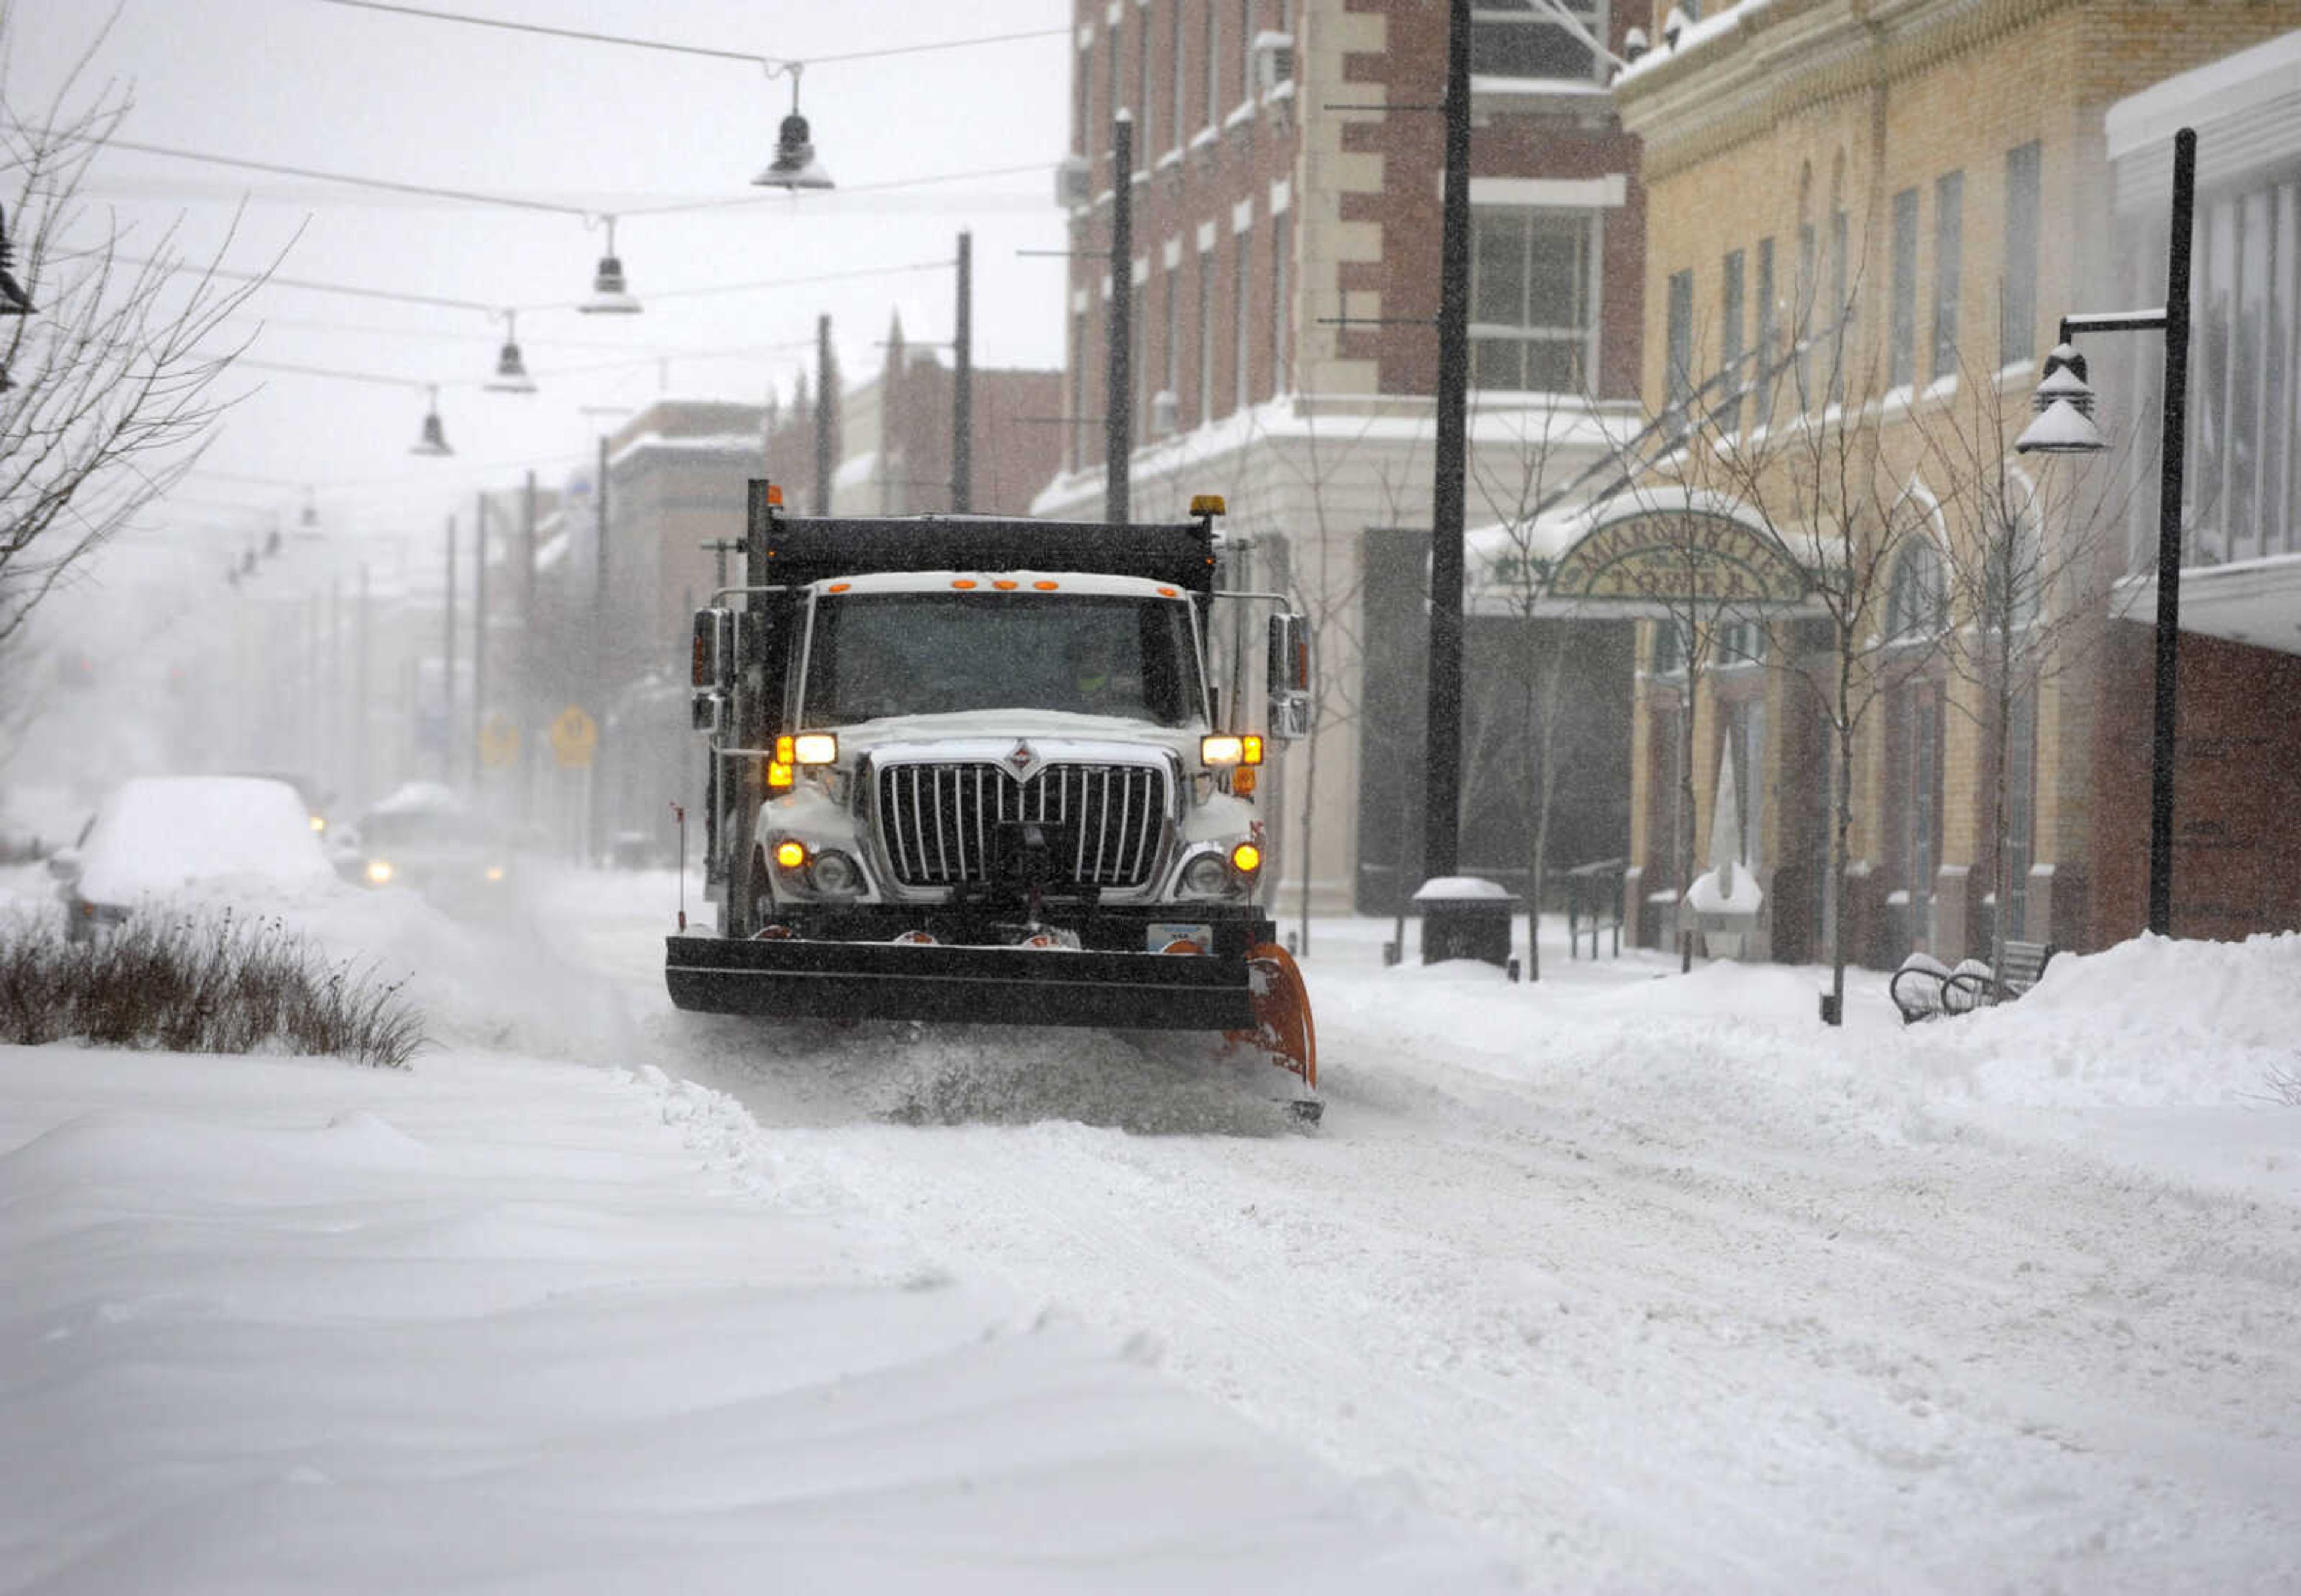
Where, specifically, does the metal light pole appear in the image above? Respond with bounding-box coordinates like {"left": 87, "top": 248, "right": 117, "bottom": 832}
{"left": 952, "top": 229, "right": 974, "bottom": 513}
{"left": 2016, "top": 126, "right": 2194, "bottom": 938}
{"left": 442, "top": 512, "right": 457, "bottom": 785}
{"left": 1106, "top": 111, "right": 1134, "bottom": 527}
{"left": 472, "top": 491, "right": 488, "bottom": 786}
{"left": 814, "top": 314, "right": 835, "bottom": 514}
{"left": 1423, "top": 0, "right": 1472, "bottom": 883}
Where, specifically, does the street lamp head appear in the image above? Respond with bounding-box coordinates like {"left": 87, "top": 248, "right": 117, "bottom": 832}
{"left": 579, "top": 217, "right": 642, "bottom": 315}
{"left": 2015, "top": 343, "right": 2105, "bottom": 455}
{"left": 754, "top": 61, "right": 833, "bottom": 191}
{"left": 410, "top": 386, "right": 454, "bottom": 457}
{"left": 754, "top": 110, "right": 834, "bottom": 191}
{"left": 485, "top": 309, "right": 537, "bottom": 393}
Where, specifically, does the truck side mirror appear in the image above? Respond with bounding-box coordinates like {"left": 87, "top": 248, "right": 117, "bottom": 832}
{"left": 1267, "top": 612, "right": 1312, "bottom": 741}
{"left": 690, "top": 691, "right": 727, "bottom": 734}
{"left": 690, "top": 607, "right": 735, "bottom": 695}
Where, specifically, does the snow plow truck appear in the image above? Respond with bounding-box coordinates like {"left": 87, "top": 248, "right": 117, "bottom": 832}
{"left": 664, "top": 482, "right": 1321, "bottom": 1117}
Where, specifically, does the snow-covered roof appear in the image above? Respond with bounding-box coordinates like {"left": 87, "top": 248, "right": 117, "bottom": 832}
{"left": 2106, "top": 28, "right": 2301, "bottom": 159}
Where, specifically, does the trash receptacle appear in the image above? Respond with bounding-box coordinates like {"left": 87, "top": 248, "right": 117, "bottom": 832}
{"left": 1414, "top": 876, "right": 1517, "bottom": 969}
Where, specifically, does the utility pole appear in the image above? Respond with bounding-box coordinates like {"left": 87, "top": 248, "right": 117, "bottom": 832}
{"left": 442, "top": 513, "right": 457, "bottom": 786}
{"left": 1422, "top": 0, "right": 1472, "bottom": 885}
{"left": 591, "top": 431, "right": 609, "bottom": 862}
{"left": 520, "top": 469, "right": 537, "bottom": 824}
{"left": 354, "top": 563, "right": 370, "bottom": 811}
{"left": 952, "top": 229, "right": 974, "bottom": 513}
{"left": 814, "top": 314, "right": 835, "bottom": 514}
{"left": 472, "top": 491, "right": 488, "bottom": 790}
{"left": 1105, "top": 111, "right": 1133, "bottom": 527}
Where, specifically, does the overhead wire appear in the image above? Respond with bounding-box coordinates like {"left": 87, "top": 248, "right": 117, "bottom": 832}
{"left": 301, "top": 1, "right": 1065, "bottom": 69}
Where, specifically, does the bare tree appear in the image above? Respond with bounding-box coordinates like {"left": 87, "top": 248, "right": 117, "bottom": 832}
{"left": 1, "top": 27, "right": 260, "bottom": 664}
{"left": 1906, "top": 348, "right": 2139, "bottom": 981}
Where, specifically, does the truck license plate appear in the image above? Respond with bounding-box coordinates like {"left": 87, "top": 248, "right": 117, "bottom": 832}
{"left": 1147, "top": 921, "right": 1213, "bottom": 951}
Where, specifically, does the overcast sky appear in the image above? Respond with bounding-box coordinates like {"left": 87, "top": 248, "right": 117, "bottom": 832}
{"left": 6, "top": 0, "right": 1070, "bottom": 567}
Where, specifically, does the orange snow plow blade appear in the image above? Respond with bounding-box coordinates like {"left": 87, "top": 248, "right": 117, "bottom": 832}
{"left": 1228, "top": 942, "right": 1317, "bottom": 1092}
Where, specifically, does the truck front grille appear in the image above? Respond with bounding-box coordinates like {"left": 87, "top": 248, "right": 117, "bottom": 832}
{"left": 874, "top": 761, "right": 1168, "bottom": 890}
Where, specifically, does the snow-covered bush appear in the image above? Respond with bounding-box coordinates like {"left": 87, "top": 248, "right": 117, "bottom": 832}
{"left": 0, "top": 907, "right": 422, "bottom": 1068}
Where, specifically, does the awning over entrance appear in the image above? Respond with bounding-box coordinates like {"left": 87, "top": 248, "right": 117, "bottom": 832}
{"left": 1466, "top": 486, "right": 1831, "bottom": 618}
{"left": 2111, "top": 554, "right": 2301, "bottom": 658}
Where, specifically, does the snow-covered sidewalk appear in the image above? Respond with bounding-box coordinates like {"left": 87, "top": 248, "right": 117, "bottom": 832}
{"left": 0, "top": 1042, "right": 1512, "bottom": 1594}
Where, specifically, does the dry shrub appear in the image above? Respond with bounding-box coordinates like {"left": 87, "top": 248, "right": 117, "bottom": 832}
{"left": 0, "top": 906, "right": 423, "bottom": 1068}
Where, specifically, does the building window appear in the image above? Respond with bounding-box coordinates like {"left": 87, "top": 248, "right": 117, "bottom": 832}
{"left": 1665, "top": 267, "right": 1694, "bottom": 416}
{"left": 1197, "top": 246, "right": 1215, "bottom": 425}
{"left": 1270, "top": 202, "right": 1292, "bottom": 396}
{"left": 1470, "top": 0, "right": 1605, "bottom": 84}
{"left": 1162, "top": 266, "right": 1179, "bottom": 417}
{"left": 1885, "top": 538, "right": 1948, "bottom": 640}
{"left": 1204, "top": 0, "right": 1219, "bottom": 128}
{"left": 1070, "top": 309, "right": 1088, "bottom": 471}
{"left": 1170, "top": 0, "right": 1186, "bottom": 150}
{"left": 1239, "top": 0, "right": 1255, "bottom": 106}
{"left": 1828, "top": 207, "right": 1849, "bottom": 404}
{"left": 1755, "top": 235, "right": 1776, "bottom": 425}
{"left": 1233, "top": 222, "right": 1252, "bottom": 412}
{"left": 2002, "top": 140, "right": 2041, "bottom": 367}
{"left": 1137, "top": 4, "right": 1154, "bottom": 165}
{"left": 1107, "top": 16, "right": 1124, "bottom": 175}
{"left": 1889, "top": 187, "right": 1919, "bottom": 389}
{"left": 1795, "top": 220, "right": 1816, "bottom": 401}
{"left": 1932, "top": 170, "right": 1963, "bottom": 382}
{"left": 1720, "top": 247, "right": 1745, "bottom": 433}
{"left": 1469, "top": 207, "right": 1599, "bottom": 393}
{"left": 1076, "top": 43, "right": 1092, "bottom": 158}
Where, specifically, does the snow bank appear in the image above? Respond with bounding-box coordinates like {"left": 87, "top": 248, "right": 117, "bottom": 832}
{"left": 1904, "top": 931, "right": 2301, "bottom": 1107}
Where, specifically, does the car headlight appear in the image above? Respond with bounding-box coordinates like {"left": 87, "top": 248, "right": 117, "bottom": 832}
{"left": 365, "top": 859, "right": 394, "bottom": 885}
{"left": 483, "top": 864, "right": 506, "bottom": 883}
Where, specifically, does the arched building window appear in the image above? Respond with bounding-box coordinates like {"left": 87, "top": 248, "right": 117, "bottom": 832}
{"left": 1883, "top": 531, "right": 1949, "bottom": 958}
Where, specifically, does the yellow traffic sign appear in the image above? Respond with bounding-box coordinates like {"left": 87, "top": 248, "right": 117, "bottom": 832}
{"left": 478, "top": 713, "right": 521, "bottom": 769}
{"left": 550, "top": 705, "right": 598, "bottom": 769}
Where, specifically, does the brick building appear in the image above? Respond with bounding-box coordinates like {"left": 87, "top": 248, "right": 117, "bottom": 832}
{"left": 1608, "top": 2, "right": 2300, "bottom": 966}
{"left": 1035, "top": 0, "right": 1651, "bottom": 915}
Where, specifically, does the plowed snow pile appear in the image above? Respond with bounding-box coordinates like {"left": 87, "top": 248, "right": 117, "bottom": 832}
{"left": 1904, "top": 930, "right": 2301, "bottom": 1105}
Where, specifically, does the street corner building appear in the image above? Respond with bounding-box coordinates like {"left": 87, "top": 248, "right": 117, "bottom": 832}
{"left": 1605, "top": 2, "right": 2301, "bottom": 967}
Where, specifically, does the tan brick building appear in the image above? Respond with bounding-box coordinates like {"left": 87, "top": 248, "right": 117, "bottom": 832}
{"left": 1610, "top": 3, "right": 2301, "bottom": 966}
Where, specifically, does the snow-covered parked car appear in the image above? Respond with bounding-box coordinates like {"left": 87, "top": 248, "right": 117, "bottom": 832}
{"left": 47, "top": 775, "right": 337, "bottom": 941}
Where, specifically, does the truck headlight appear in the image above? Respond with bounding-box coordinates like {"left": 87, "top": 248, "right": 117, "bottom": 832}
{"left": 1180, "top": 851, "right": 1233, "bottom": 897}
{"left": 810, "top": 850, "right": 864, "bottom": 897}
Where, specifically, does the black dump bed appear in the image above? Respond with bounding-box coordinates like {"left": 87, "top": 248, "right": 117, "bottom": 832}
{"left": 747, "top": 482, "right": 1219, "bottom": 594}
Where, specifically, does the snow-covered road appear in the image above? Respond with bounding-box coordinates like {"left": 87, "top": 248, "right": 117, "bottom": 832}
{"left": 551, "top": 875, "right": 2301, "bottom": 1591}
{"left": 8, "top": 859, "right": 2298, "bottom": 1592}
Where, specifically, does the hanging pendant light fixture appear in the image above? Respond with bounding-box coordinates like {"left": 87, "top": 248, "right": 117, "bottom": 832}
{"left": 410, "top": 385, "right": 454, "bottom": 455}
{"left": 753, "top": 62, "right": 834, "bottom": 191}
{"left": 486, "top": 308, "right": 538, "bottom": 392}
{"left": 0, "top": 203, "right": 33, "bottom": 317}
{"left": 581, "top": 216, "right": 641, "bottom": 315}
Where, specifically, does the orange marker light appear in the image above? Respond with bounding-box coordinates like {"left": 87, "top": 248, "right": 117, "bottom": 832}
{"left": 765, "top": 483, "right": 785, "bottom": 507}
{"left": 1233, "top": 767, "right": 1257, "bottom": 795}
{"left": 775, "top": 735, "right": 795, "bottom": 763}
{"left": 993, "top": 579, "right": 1019, "bottom": 590}
{"left": 828, "top": 581, "right": 851, "bottom": 593}
{"left": 1242, "top": 734, "right": 1264, "bottom": 765}
{"left": 1032, "top": 579, "right": 1059, "bottom": 590}
{"left": 766, "top": 761, "right": 795, "bottom": 790}
{"left": 952, "top": 578, "right": 978, "bottom": 590}
{"left": 1158, "top": 586, "right": 1178, "bottom": 597}
{"left": 774, "top": 839, "right": 807, "bottom": 869}
{"left": 1230, "top": 842, "right": 1262, "bottom": 873}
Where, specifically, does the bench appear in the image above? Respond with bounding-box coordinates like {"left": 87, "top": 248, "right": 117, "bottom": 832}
{"left": 1890, "top": 939, "right": 2057, "bottom": 1024}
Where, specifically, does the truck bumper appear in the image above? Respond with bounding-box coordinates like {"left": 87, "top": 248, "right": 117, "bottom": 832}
{"left": 664, "top": 934, "right": 1260, "bottom": 1032}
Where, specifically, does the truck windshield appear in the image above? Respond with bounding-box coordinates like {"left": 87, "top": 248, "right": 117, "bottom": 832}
{"left": 801, "top": 592, "right": 1206, "bottom": 728}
